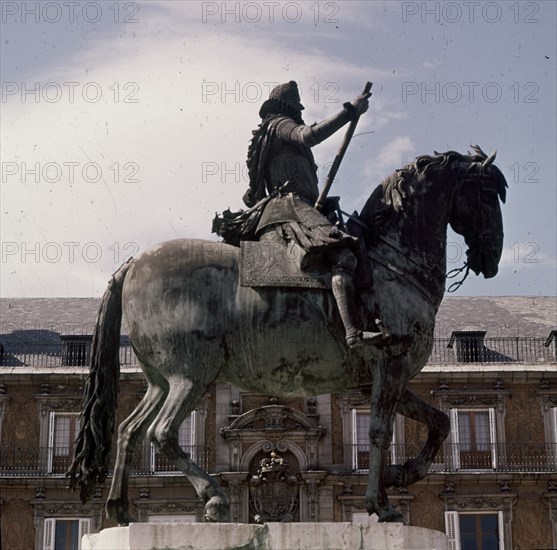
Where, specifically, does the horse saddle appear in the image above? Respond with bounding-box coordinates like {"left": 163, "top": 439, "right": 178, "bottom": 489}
{"left": 239, "top": 214, "right": 372, "bottom": 290}
{"left": 240, "top": 240, "right": 331, "bottom": 289}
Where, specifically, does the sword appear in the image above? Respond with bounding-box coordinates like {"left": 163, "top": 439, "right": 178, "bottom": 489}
{"left": 315, "top": 81, "right": 372, "bottom": 212}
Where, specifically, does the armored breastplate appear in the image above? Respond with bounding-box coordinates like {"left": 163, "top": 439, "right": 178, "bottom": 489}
{"left": 265, "top": 141, "right": 319, "bottom": 204}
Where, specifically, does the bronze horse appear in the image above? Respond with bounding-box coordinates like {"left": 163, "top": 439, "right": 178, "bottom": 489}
{"left": 68, "top": 146, "right": 507, "bottom": 525}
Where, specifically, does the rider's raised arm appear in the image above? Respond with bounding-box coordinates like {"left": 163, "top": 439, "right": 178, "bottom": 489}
{"left": 275, "top": 93, "right": 369, "bottom": 147}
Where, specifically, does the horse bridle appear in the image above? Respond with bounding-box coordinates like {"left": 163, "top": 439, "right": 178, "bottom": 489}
{"left": 446, "top": 167, "right": 501, "bottom": 291}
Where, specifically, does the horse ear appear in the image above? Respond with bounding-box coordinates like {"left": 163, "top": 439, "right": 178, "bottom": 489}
{"left": 482, "top": 149, "right": 497, "bottom": 168}
{"left": 470, "top": 144, "right": 487, "bottom": 159}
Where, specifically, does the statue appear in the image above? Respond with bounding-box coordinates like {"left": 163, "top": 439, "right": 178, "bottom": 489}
{"left": 214, "top": 81, "right": 384, "bottom": 348}
{"left": 67, "top": 77, "right": 507, "bottom": 526}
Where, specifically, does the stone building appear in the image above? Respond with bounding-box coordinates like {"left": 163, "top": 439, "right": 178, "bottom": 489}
{"left": 0, "top": 296, "right": 555, "bottom": 550}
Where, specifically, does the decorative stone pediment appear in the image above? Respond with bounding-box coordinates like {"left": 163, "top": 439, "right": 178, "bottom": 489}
{"left": 220, "top": 405, "right": 326, "bottom": 472}
{"left": 441, "top": 493, "right": 517, "bottom": 511}
{"left": 223, "top": 404, "right": 324, "bottom": 433}
{"left": 433, "top": 388, "right": 509, "bottom": 413}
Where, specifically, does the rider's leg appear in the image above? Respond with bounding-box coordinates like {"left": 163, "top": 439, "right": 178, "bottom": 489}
{"left": 329, "top": 248, "right": 385, "bottom": 348}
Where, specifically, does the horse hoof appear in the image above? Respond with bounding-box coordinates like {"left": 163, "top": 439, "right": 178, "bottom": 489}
{"left": 106, "top": 499, "right": 136, "bottom": 526}
{"left": 205, "top": 495, "right": 230, "bottom": 523}
{"left": 378, "top": 507, "right": 405, "bottom": 523}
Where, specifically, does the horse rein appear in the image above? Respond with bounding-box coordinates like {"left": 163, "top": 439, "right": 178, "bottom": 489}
{"left": 340, "top": 208, "right": 442, "bottom": 306}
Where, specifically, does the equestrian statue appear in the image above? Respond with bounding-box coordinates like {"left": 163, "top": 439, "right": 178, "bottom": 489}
{"left": 67, "top": 81, "right": 507, "bottom": 526}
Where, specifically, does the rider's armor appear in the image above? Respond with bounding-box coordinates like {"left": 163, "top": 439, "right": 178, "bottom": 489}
{"left": 245, "top": 81, "right": 383, "bottom": 348}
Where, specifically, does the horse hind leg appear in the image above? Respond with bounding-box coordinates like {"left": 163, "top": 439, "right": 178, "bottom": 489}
{"left": 107, "top": 372, "right": 168, "bottom": 525}
{"left": 384, "top": 389, "right": 450, "bottom": 489}
{"left": 147, "top": 376, "right": 230, "bottom": 522}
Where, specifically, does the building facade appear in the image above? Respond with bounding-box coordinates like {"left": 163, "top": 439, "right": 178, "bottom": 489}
{"left": 0, "top": 296, "right": 556, "bottom": 550}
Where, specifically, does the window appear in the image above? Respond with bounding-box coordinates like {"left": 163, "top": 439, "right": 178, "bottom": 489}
{"left": 150, "top": 412, "right": 196, "bottom": 472}
{"left": 48, "top": 412, "right": 80, "bottom": 474}
{"left": 450, "top": 409, "right": 497, "bottom": 470}
{"left": 61, "top": 336, "right": 92, "bottom": 366}
{"left": 449, "top": 331, "right": 486, "bottom": 363}
{"left": 43, "top": 517, "right": 91, "bottom": 550}
{"left": 351, "top": 409, "right": 401, "bottom": 470}
{"left": 445, "top": 511, "right": 504, "bottom": 550}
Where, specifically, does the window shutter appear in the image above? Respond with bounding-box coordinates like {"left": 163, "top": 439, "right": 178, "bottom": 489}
{"left": 190, "top": 412, "right": 197, "bottom": 462}
{"left": 47, "top": 412, "right": 56, "bottom": 473}
{"left": 351, "top": 409, "right": 358, "bottom": 470}
{"left": 444, "top": 511, "right": 461, "bottom": 550}
{"left": 547, "top": 408, "right": 557, "bottom": 466}
{"left": 78, "top": 518, "right": 92, "bottom": 550}
{"left": 497, "top": 510, "right": 505, "bottom": 550}
{"left": 390, "top": 414, "right": 399, "bottom": 464}
{"left": 489, "top": 407, "right": 498, "bottom": 469}
{"left": 43, "top": 518, "right": 55, "bottom": 550}
{"left": 150, "top": 440, "right": 156, "bottom": 472}
{"left": 449, "top": 409, "right": 460, "bottom": 470}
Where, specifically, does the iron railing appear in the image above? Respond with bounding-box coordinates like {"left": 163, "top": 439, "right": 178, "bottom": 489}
{"left": 346, "top": 443, "right": 557, "bottom": 473}
{"left": 0, "top": 338, "right": 553, "bottom": 367}
{"left": 1, "top": 443, "right": 554, "bottom": 477}
{"left": 0, "top": 343, "right": 138, "bottom": 367}
{"left": 0, "top": 445, "right": 211, "bottom": 477}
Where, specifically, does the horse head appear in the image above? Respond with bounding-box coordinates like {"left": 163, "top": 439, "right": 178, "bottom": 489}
{"left": 448, "top": 145, "right": 507, "bottom": 279}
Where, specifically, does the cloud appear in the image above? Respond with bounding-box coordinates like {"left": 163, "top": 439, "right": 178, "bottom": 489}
{"left": 1, "top": 1, "right": 397, "bottom": 296}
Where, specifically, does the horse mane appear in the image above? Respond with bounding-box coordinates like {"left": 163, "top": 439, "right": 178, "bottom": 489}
{"left": 361, "top": 148, "right": 507, "bottom": 233}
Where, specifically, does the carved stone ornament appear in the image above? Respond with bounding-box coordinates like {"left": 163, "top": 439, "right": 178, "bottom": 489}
{"left": 441, "top": 493, "right": 517, "bottom": 511}
{"left": 434, "top": 389, "right": 509, "bottom": 413}
{"left": 249, "top": 451, "right": 300, "bottom": 523}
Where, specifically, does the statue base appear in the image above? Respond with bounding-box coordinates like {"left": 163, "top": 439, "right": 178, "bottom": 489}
{"left": 82, "top": 522, "right": 448, "bottom": 549}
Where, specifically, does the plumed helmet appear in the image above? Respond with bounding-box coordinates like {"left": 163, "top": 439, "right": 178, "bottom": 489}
{"left": 259, "top": 81, "right": 305, "bottom": 119}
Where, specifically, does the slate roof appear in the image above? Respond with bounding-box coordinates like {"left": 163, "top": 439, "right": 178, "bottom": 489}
{"left": 434, "top": 296, "right": 556, "bottom": 338}
{"left": 1, "top": 296, "right": 555, "bottom": 343}
{"left": 0, "top": 296, "right": 555, "bottom": 368}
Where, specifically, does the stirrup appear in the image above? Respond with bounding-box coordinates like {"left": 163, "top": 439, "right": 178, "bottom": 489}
{"left": 346, "top": 329, "right": 383, "bottom": 348}
{"left": 346, "top": 320, "right": 390, "bottom": 349}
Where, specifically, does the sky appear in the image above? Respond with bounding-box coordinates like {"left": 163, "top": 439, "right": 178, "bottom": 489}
{"left": 1, "top": 0, "right": 556, "bottom": 298}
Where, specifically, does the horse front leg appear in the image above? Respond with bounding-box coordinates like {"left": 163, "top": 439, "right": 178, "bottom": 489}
{"left": 365, "top": 358, "right": 409, "bottom": 523}
{"left": 384, "top": 389, "right": 450, "bottom": 488}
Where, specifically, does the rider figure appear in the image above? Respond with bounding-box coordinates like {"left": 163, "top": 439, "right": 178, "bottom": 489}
{"left": 245, "top": 81, "right": 383, "bottom": 348}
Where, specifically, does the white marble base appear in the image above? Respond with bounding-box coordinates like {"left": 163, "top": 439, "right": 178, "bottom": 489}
{"left": 83, "top": 522, "right": 448, "bottom": 550}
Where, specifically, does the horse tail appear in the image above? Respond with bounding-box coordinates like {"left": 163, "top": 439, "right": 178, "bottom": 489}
{"left": 67, "top": 259, "right": 133, "bottom": 503}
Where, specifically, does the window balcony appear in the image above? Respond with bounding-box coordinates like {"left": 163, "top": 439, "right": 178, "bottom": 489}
{"left": 0, "top": 445, "right": 211, "bottom": 477}
{"left": 345, "top": 443, "right": 557, "bottom": 474}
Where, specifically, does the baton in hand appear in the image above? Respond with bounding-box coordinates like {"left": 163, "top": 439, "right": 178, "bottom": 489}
{"left": 315, "top": 81, "right": 372, "bottom": 212}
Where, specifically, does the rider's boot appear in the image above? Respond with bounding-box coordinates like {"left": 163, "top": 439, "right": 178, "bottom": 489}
{"left": 331, "top": 268, "right": 387, "bottom": 348}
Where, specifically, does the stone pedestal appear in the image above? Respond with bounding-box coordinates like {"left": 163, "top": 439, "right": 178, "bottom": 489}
{"left": 83, "top": 522, "right": 448, "bottom": 549}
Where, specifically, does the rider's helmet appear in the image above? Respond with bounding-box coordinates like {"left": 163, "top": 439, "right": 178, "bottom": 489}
{"left": 259, "top": 81, "right": 305, "bottom": 119}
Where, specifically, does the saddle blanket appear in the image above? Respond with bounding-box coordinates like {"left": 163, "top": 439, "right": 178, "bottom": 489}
{"left": 240, "top": 241, "right": 331, "bottom": 289}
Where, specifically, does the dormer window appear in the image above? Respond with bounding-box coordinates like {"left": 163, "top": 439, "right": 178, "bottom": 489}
{"left": 61, "top": 335, "right": 92, "bottom": 366}
{"left": 448, "top": 331, "right": 487, "bottom": 363}
{"left": 545, "top": 330, "right": 557, "bottom": 362}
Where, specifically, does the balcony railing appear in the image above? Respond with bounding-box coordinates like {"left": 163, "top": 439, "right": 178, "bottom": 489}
{"left": 1, "top": 338, "right": 553, "bottom": 368}
{"left": 428, "top": 337, "right": 553, "bottom": 364}
{"left": 0, "top": 343, "right": 138, "bottom": 367}
{"left": 347, "top": 443, "right": 557, "bottom": 473}
{"left": 0, "top": 445, "right": 211, "bottom": 477}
